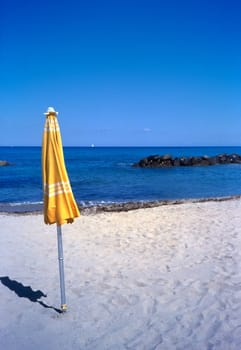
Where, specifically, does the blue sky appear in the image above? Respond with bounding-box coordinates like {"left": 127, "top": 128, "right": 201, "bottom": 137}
{"left": 1, "top": 0, "right": 241, "bottom": 146}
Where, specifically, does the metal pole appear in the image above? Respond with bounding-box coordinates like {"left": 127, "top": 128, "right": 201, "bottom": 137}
{"left": 57, "top": 225, "right": 67, "bottom": 312}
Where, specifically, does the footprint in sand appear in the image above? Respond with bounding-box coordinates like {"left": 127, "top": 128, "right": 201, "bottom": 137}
{"left": 135, "top": 280, "right": 147, "bottom": 288}
{"left": 110, "top": 294, "right": 130, "bottom": 306}
{"left": 127, "top": 294, "right": 139, "bottom": 306}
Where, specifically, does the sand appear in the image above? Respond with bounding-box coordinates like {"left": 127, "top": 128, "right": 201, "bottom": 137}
{"left": 1, "top": 199, "right": 241, "bottom": 349}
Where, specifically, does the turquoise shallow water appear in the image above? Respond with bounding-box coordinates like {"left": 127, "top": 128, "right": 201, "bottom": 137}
{"left": 1, "top": 146, "right": 241, "bottom": 212}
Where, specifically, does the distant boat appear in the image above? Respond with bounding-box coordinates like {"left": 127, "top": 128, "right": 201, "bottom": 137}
{"left": 91, "top": 144, "right": 95, "bottom": 148}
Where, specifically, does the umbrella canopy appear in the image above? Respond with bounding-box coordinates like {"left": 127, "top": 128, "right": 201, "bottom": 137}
{"left": 42, "top": 107, "right": 80, "bottom": 312}
{"left": 42, "top": 108, "right": 80, "bottom": 225}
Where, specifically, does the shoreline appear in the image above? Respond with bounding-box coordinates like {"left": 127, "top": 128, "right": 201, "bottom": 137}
{"left": 1, "top": 193, "right": 241, "bottom": 215}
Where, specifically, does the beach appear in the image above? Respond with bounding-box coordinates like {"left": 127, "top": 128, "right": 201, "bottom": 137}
{"left": 1, "top": 198, "right": 241, "bottom": 350}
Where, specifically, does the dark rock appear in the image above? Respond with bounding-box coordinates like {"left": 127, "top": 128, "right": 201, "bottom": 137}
{"left": 173, "top": 158, "right": 180, "bottom": 166}
{"left": 200, "top": 156, "right": 211, "bottom": 166}
{"left": 218, "top": 154, "right": 228, "bottom": 164}
{"left": 0, "top": 160, "right": 10, "bottom": 166}
{"left": 162, "top": 154, "right": 173, "bottom": 161}
{"left": 202, "top": 155, "right": 209, "bottom": 160}
{"left": 132, "top": 153, "right": 241, "bottom": 168}
{"left": 208, "top": 156, "right": 217, "bottom": 165}
{"left": 139, "top": 158, "right": 148, "bottom": 167}
{"left": 189, "top": 157, "right": 197, "bottom": 166}
{"left": 180, "top": 157, "right": 190, "bottom": 166}
{"left": 228, "top": 154, "right": 241, "bottom": 164}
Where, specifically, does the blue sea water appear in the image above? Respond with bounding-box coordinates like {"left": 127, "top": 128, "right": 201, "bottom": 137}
{"left": 1, "top": 146, "right": 241, "bottom": 212}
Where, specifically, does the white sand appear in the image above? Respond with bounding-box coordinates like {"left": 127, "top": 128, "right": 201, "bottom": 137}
{"left": 1, "top": 199, "right": 241, "bottom": 349}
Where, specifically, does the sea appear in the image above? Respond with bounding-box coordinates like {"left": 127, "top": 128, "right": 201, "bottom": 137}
{"left": 1, "top": 146, "right": 241, "bottom": 213}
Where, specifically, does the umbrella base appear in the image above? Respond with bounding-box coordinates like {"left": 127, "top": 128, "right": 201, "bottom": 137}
{"left": 61, "top": 304, "right": 67, "bottom": 312}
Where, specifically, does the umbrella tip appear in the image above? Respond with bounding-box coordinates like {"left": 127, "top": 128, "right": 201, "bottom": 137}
{"left": 44, "top": 107, "right": 58, "bottom": 116}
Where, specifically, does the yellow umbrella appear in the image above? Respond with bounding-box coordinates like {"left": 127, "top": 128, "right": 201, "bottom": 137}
{"left": 42, "top": 106, "right": 80, "bottom": 312}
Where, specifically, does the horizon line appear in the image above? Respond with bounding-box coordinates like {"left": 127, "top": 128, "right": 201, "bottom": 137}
{"left": 1, "top": 145, "right": 241, "bottom": 148}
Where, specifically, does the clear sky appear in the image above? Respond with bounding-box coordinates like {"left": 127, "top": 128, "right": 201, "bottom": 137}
{"left": 1, "top": 0, "right": 241, "bottom": 146}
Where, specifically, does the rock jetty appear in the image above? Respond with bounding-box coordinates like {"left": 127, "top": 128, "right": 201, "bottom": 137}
{"left": 132, "top": 154, "right": 241, "bottom": 168}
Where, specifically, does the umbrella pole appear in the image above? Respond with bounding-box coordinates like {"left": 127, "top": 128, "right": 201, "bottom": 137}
{"left": 57, "top": 225, "right": 67, "bottom": 312}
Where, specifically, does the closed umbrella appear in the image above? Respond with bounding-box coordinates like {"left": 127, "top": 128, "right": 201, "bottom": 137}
{"left": 42, "top": 107, "right": 80, "bottom": 311}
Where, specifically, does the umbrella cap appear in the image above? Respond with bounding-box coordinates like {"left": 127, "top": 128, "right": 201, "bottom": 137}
{"left": 44, "top": 107, "right": 58, "bottom": 116}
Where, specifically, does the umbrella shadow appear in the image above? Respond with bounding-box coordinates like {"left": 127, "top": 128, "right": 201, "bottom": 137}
{"left": 0, "top": 276, "right": 62, "bottom": 314}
